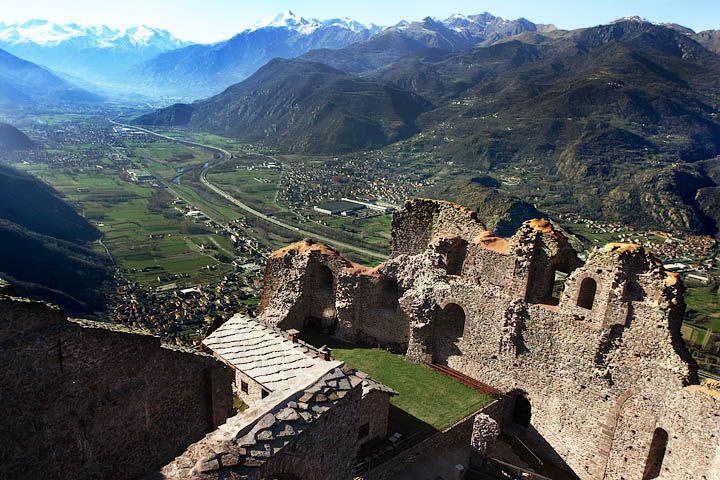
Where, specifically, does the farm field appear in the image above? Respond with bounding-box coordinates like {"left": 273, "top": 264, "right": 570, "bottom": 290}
{"left": 15, "top": 163, "right": 235, "bottom": 287}
{"left": 685, "top": 287, "right": 720, "bottom": 332}
{"left": 208, "top": 166, "right": 283, "bottom": 214}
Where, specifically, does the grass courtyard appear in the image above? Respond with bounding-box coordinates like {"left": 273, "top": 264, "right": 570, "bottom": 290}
{"left": 301, "top": 332, "right": 492, "bottom": 435}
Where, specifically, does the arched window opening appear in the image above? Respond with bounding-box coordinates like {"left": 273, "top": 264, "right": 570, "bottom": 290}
{"left": 379, "top": 277, "right": 399, "bottom": 310}
{"left": 511, "top": 394, "right": 532, "bottom": 428}
{"left": 317, "top": 265, "right": 334, "bottom": 291}
{"left": 642, "top": 428, "right": 669, "bottom": 480}
{"left": 445, "top": 239, "right": 468, "bottom": 276}
{"left": 550, "top": 270, "right": 568, "bottom": 303}
{"left": 432, "top": 303, "right": 466, "bottom": 365}
{"left": 305, "top": 263, "right": 337, "bottom": 333}
{"left": 577, "top": 277, "right": 597, "bottom": 310}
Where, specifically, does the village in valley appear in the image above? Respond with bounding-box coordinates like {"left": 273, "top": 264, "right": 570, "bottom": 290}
{"left": 2, "top": 116, "right": 718, "bottom": 376}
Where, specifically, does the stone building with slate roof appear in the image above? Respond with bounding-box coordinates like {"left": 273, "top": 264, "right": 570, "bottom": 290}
{"left": 202, "top": 313, "right": 397, "bottom": 446}
{"left": 154, "top": 365, "right": 366, "bottom": 480}
{"left": 202, "top": 314, "right": 343, "bottom": 404}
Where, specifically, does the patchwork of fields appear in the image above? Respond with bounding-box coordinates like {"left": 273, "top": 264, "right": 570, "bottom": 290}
{"left": 17, "top": 163, "right": 234, "bottom": 286}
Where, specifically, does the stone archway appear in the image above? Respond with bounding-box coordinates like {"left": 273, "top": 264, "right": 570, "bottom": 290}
{"left": 511, "top": 393, "right": 532, "bottom": 428}
{"left": 305, "top": 263, "right": 337, "bottom": 333}
{"left": 577, "top": 277, "right": 597, "bottom": 310}
{"left": 378, "top": 276, "right": 399, "bottom": 310}
{"left": 432, "top": 303, "right": 466, "bottom": 365}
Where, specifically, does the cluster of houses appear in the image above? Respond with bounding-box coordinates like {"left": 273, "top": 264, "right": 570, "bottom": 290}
{"left": 108, "top": 272, "right": 262, "bottom": 344}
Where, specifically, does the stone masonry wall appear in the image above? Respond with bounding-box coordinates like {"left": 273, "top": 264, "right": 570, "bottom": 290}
{"left": 155, "top": 366, "right": 364, "bottom": 480}
{"left": 363, "top": 403, "right": 484, "bottom": 480}
{"left": 259, "top": 199, "right": 720, "bottom": 480}
{"left": 234, "top": 369, "right": 266, "bottom": 406}
{"left": 358, "top": 390, "right": 392, "bottom": 446}
{"left": 0, "top": 295, "right": 234, "bottom": 480}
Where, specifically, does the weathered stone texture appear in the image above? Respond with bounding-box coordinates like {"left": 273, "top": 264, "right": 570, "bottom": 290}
{"left": 358, "top": 385, "right": 393, "bottom": 446}
{"left": 0, "top": 295, "right": 234, "bottom": 480}
{"left": 156, "top": 366, "right": 363, "bottom": 480}
{"left": 259, "top": 198, "right": 720, "bottom": 480}
{"left": 470, "top": 414, "right": 500, "bottom": 455}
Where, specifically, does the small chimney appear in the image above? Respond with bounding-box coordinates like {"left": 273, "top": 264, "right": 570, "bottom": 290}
{"left": 318, "top": 346, "right": 332, "bottom": 361}
{"left": 286, "top": 329, "right": 300, "bottom": 343}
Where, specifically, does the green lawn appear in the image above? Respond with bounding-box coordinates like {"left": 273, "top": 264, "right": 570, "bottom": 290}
{"left": 301, "top": 332, "right": 491, "bottom": 432}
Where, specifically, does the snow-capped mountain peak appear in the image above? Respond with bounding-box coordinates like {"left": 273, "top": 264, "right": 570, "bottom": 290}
{"left": 252, "top": 11, "right": 313, "bottom": 30}
{"left": 613, "top": 15, "right": 651, "bottom": 24}
{"left": 0, "top": 19, "right": 188, "bottom": 49}
{"left": 250, "top": 12, "right": 382, "bottom": 35}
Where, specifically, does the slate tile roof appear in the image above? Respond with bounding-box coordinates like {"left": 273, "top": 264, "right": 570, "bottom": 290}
{"left": 203, "top": 314, "right": 342, "bottom": 393}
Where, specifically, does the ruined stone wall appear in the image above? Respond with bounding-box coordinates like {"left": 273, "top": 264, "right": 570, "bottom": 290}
{"left": 0, "top": 295, "right": 234, "bottom": 480}
{"left": 603, "top": 384, "right": 720, "bottom": 480}
{"left": 390, "top": 199, "right": 486, "bottom": 256}
{"left": 396, "top": 237, "right": 711, "bottom": 479}
{"left": 261, "top": 241, "right": 352, "bottom": 332}
{"left": 258, "top": 199, "right": 720, "bottom": 480}
{"left": 261, "top": 240, "right": 410, "bottom": 350}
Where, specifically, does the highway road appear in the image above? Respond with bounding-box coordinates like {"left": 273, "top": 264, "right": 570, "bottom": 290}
{"left": 111, "top": 120, "right": 389, "bottom": 261}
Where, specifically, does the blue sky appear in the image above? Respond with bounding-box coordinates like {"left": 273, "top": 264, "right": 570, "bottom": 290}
{"left": 4, "top": 0, "right": 720, "bottom": 43}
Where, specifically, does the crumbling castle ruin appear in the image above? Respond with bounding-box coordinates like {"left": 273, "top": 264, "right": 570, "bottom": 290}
{"left": 2, "top": 198, "right": 719, "bottom": 480}
{"left": 260, "top": 199, "right": 720, "bottom": 480}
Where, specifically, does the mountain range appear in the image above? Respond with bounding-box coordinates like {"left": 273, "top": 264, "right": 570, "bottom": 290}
{"left": 301, "top": 13, "right": 549, "bottom": 74}
{"left": 136, "top": 18, "right": 720, "bottom": 235}
{"left": 0, "top": 47, "right": 100, "bottom": 108}
{"left": 1, "top": 11, "right": 718, "bottom": 234}
{"left": 0, "top": 20, "right": 189, "bottom": 89}
{"left": 131, "top": 11, "right": 384, "bottom": 98}
{"left": 135, "top": 58, "right": 431, "bottom": 152}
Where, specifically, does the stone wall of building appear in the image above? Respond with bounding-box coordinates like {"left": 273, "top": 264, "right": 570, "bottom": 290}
{"left": 234, "top": 368, "right": 266, "bottom": 405}
{"left": 259, "top": 199, "right": 720, "bottom": 480}
{"left": 358, "top": 390, "right": 392, "bottom": 446}
{"left": 362, "top": 405, "right": 478, "bottom": 480}
{"left": 261, "top": 240, "right": 410, "bottom": 351}
{"left": 0, "top": 294, "right": 234, "bottom": 480}
{"left": 155, "top": 366, "right": 364, "bottom": 480}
